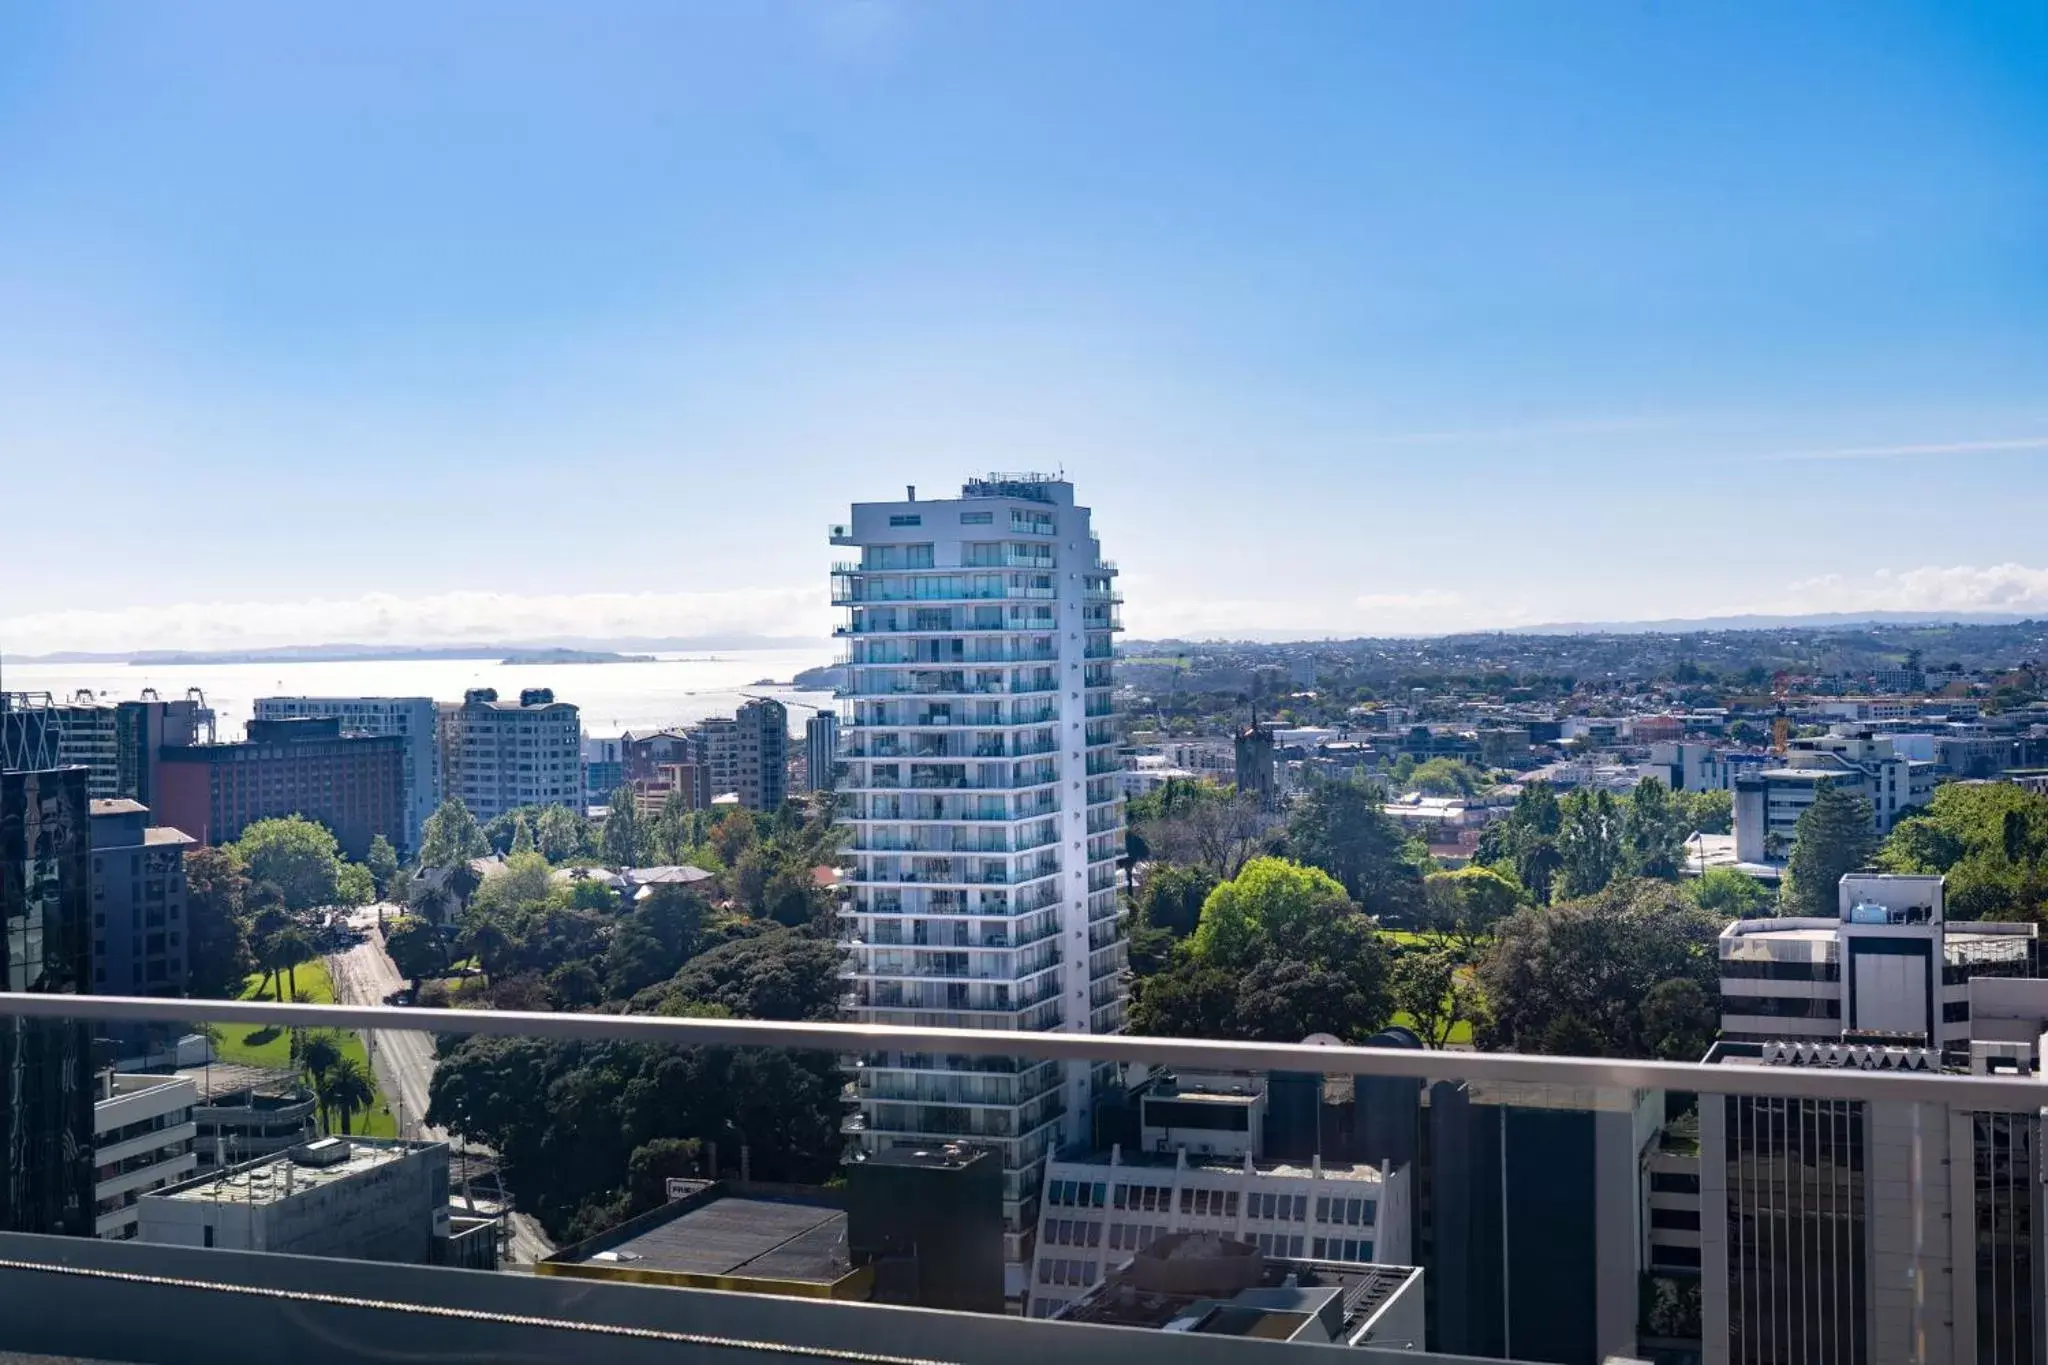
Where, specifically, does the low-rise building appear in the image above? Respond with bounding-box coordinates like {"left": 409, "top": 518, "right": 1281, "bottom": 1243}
{"left": 92, "top": 1072, "right": 199, "bottom": 1239}
{"left": 139, "top": 1137, "right": 455, "bottom": 1265}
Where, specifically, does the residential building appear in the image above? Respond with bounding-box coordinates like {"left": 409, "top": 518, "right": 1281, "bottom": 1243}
{"left": 833, "top": 473, "right": 1125, "bottom": 1298}
{"left": 1715, "top": 872, "right": 2037, "bottom": 1046}
{"left": 621, "top": 727, "right": 705, "bottom": 810}
{"left": 1647, "top": 740, "right": 1735, "bottom": 793}
{"left": 88, "top": 800, "right": 194, "bottom": 1056}
{"left": 436, "top": 688, "right": 581, "bottom": 823}
{"left": 48, "top": 691, "right": 214, "bottom": 806}
{"left": 804, "top": 711, "right": 840, "bottom": 794}
{"left": 581, "top": 734, "right": 624, "bottom": 808}
{"left": 1053, "top": 1233, "right": 1426, "bottom": 1351}
{"left": 1028, "top": 1071, "right": 1401, "bottom": 1320}
{"left": 0, "top": 756, "right": 96, "bottom": 1237}
{"left": 252, "top": 696, "right": 440, "bottom": 852}
{"left": 92, "top": 1071, "right": 199, "bottom": 1239}
{"left": 139, "top": 1137, "right": 457, "bottom": 1265}
{"left": 686, "top": 716, "right": 741, "bottom": 802}
{"left": 736, "top": 697, "right": 789, "bottom": 810}
{"left": 156, "top": 717, "right": 405, "bottom": 859}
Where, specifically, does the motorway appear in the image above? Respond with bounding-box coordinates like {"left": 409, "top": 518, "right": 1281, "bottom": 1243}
{"left": 330, "top": 906, "right": 555, "bottom": 1266}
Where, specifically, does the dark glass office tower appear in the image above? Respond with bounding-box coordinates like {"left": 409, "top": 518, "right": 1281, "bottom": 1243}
{"left": 0, "top": 764, "right": 95, "bottom": 1236}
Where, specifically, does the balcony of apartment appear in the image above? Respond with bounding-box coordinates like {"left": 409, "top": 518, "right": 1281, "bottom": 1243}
{"left": 841, "top": 765, "right": 1059, "bottom": 793}
{"left": 848, "top": 947, "right": 1063, "bottom": 984}
{"left": 962, "top": 547, "right": 1059, "bottom": 571}
{"left": 27, "top": 992, "right": 2039, "bottom": 1365}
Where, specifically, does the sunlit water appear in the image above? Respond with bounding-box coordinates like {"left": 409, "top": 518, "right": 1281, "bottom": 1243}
{"left": 4, "top": 646, "right": 839, "bottom": 739}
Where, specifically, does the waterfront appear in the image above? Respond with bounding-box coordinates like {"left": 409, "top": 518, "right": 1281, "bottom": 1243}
{"left": 2, "top": 646, "right": 838, "bottom": 739}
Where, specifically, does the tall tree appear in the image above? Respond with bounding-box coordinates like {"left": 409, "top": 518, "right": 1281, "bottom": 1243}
{"left": 301, "top": 1035, "right": 342, "bottom": 1131}
{"left": 270, "top": 927, "right": 314, "bottom": 998}
{"left": 1419, "top": 865, "right": 1523, "bottom": 954}
{"left": 1783, "top": 781, "right": 1879, "bottom": 917}
{"left": 418, "top": 799, "right": 489, "bottom": 870}
{"left": 1688, "top": 866, "right": 1773, "bottom": 918}
{"left": 509, "top": 814, "right": 537, "bottom": 857}
{"left": 1622, "top": 778, "right": 1688, "bottom": 880}
{"left": 183, "top": 847, "right": 253, "bottom": 998}
{"left": 385, "top": 915, "right": 445, "bottom": 990}
{"left": 1476, "top": 879, "right": 1720, "bottom": 1057}
{"left": 229, "top": 817, "right": 343, "bottom": 912}
{"left": 1476, "top": 782, "right": 1565, "bottom": 903}
{"left": 533, "top": 805, "right": 589, "bottom": 862}
{"left": 1879, "top": 781, "right": 2048, "bottom": 921}
{"left": 1284, "top": 777, "right": 1424, "bottom": 918}
{"left": 1555, "top": 788, "right": 1625, "bottom": 899}
{"left": 1389, "top": 947, "right": 1472, "bottom": 1046}
{"left": 365, "top": 836, "right": 401, "bottom": 899}
{"left": 321, "top": 1056, "right": 375, "bottom": 1135}
{"left": 602, "top": 787, "right": 647, "bottom": 868}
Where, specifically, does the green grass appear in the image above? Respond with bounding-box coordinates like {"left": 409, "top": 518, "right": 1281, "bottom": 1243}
{"left": 1391, "top": 1010, "right": 1475, "bottom": 1046}
{"left": 220, "top": 960, "right": 398, "bottom": 1139}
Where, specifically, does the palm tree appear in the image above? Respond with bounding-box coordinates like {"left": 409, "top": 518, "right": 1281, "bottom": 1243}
{"left": 410, "top": 883, "right": 453, "bottom": 930}
{"left": 300, "top": 1034, "right": 342, "bottom": 1132}
{"left": 445, "top": 864, "right": 483, "bottom": 915}
{"left": 321, "top": 1056, "right": 375, "bottom": 1135}
{"left": 271, "top": 928, "right": 314, "bottom": 999}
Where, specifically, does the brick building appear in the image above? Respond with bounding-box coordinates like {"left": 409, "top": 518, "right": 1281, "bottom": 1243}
{"left": 155, "top": 718, "right": 404, "bottom": 858}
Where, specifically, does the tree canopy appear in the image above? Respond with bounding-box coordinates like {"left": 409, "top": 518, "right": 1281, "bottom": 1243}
{"left": 418, "top": 798, "right": 489, "bottom": 870}
{"left": 1283, "top": 777, "right": 1425, "bottom": 919}
{"left": 1783, "top": 781, "right": 1879, "bottom": 917}
{"left": 1878, "top": 781, "right": 2048, "bottom": 921}
{"left": 228, "top": 817, "right": 343, "bottom": 912}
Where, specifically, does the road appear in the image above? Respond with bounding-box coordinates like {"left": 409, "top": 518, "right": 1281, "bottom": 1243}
{"left": 330, "top": 905, "right": 556, "bottom": 1266}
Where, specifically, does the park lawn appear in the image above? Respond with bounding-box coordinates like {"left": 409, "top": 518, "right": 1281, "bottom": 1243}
{"left": 218, "top": 959, "right": 398, "bottom": 1139}
{"left": 1391, "top": 1010, "right": 1475, "bottom": 1046}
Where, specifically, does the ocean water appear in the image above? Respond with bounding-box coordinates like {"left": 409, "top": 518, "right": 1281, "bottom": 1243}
{"left": 3, "top": 647, "right": 839, "bottom": 739}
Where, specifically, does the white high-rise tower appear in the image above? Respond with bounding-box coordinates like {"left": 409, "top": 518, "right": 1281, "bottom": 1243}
{"left": 832, "top": 474, "right": 1125, "bottom": 1294}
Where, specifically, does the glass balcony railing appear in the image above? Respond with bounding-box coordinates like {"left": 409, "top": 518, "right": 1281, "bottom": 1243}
{"left": 4, "top": 989, "right": 2043, "bottom": 1365}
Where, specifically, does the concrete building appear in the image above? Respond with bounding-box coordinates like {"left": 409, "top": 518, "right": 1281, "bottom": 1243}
{"left": 252, "top": 697, "right": 441, "bottom": 852}
{"left": 736, "top": 697, "right": 789, "bottom": 810}
{"left": 1715, "top": 872, "right": 2037, "bottom": 1047}
{"left": 47, "top": 691, "right": 214, "bottom": 806}
{"left": 0, "top": 749, "right": 96, "bottom": 1238}
{"left": 180, "top": 1062, "right": 319, "bottom": 1169}
{"left": 92, "top": 1072, "right": 199, "bottom": 1239}
{"left": 1027, "top": 1071, "right": 1402, "bottom": 1320}
{"left": 833, "top": 474, "right": 1125, "bottom": 1296}
{"left": 1647, "top": 740, "right": 1735, "bottom": 793}
{"left": 804, "top": 711, "right": 840, "bottom": 795}
{"left": 437, "top": 688, "right": 581, "bottom": 822}
{"left": 156, "top": 718, "right": 406, "bottom": 859}
{"left": 89, "top": 799, "right": 195, "bottom": 998}
{"left": 140, "top": 1137, "right": 453, "bottom": 1265}
{"left": 581, "top": 734, "right": 624, "bottom": 808}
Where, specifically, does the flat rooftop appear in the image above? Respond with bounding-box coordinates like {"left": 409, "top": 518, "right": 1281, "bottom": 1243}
{"left": 156, "top": 1141, "right": 417, "bottom": 1208}
{"left": 1057, "top": 1150, "right": 1384, "bottom": 1184}
{"left": 560, "top": 1195, "right": 851, "bottom": 1284}
{"left": 1061, "top": 1252, "right": 1418, "bottom": 1340}
{"left": 175, "top": 1062, "right": 305, "bottom": 1102}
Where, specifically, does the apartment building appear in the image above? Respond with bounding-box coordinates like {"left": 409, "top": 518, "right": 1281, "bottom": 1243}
{"left": 252, "top": 697, "right": 441, "bottom": 852}
{"left": 92, "top": 1072, "right": 199, "bottom": 1239}
{"left": 1715, "top": 872, "right": 2037, "bottom": 1047}
{"left": 834, "top": 474, "right": 1125, "bottom": 1297}
{"left": 581, "top": 735, "right": 623, "bottom": 808}
{"left": 88, "top": 799, "right": 194, "bottom": 1000}
{"left": 48, "top": 691, "right": 213, "bottom": 806}
{"left": 436, "top": 688, "right": 581, "bottom": 822}
{"left": 155, "top": 718, "right": 405, "bottom": 859}
{"left": 803, "top": 711, "right": 839, "bottom": 794}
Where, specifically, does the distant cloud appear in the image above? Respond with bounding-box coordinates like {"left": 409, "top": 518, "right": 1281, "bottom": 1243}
{"left": 2, "top": 587, "right": 831, "bottom": 656}
{"left": 1762, "top": 436, "right": 2048, "bottom": 462}
{"left": 1779, "top": 563, "right": 2048, "bottom": 614}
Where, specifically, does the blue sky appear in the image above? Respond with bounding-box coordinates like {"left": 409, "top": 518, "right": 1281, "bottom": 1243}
{"left": 3, "top": 2, "right": 2046, "bottom": 651}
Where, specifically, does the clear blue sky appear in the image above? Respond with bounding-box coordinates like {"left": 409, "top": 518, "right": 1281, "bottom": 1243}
{"left": 4, "top": 2, "right": 2045, "bottom": 651}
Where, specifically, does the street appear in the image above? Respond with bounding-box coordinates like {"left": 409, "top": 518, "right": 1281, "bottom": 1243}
{"left": 331, "top": 905, "right": 556, "bottom": 1266}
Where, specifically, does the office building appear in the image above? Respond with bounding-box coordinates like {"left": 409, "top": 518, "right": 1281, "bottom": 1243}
{"left": 92, "top": 1072, "right": 199, "bottom": 1239}
{"left": 834, "top": 474, "right": 1125, "bottom": 1296}
{"left": 155, "top": 717, "right": 405, "bottom": 859}
{"left": 252, "top": 697, "right": 440, "bottom": 852}
{"left": 47, "top": 691, "right": 214, "bottom": 807}
{"left": 736, "top": 698, "right": 789, "bottom": 810}
{"left": 0, "top": 757, "right": 96, "bottom": 1237}
{"left": 1730, "top": 729, "right": 1937, "bottom": 858}
{"left": 139, "top": 1137, "right": 459, "bottom": 1265}
{"left": 1054, "top": 1233, "right": 1426, "bottom": 1351}
{"left": 436, "top": 688, "right": 581, "bottom": 823}
{"left": 581, "top": 734, "right": 624, "bottom": 808}
{"left": 1028, "top": 1071, "right": 1402, "bottom": 1320}
{"left": 1715, "top": 872, "right": 2036, "bottom": 1046}
{"left": 804, "top": 711, "right": 840, "bottom": 795}
{"left": 88, "top": 799, "right": 194, "bottom": 998}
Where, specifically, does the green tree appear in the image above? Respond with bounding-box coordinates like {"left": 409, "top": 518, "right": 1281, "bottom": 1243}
{"left": 534, "top": 805, "right": 589, "bottom": 863}
{"left": 1622, "top": 778, "right": 1687, "bottom": 880}
{"left": 409, "top": 881, "right": 453, "bottom": 928}
{"left": 546, "top": 960, "right": 604, "bottom": 1010}
{"left": 1476, "top": 782, "right": 1565, "bottom": 903}
{"left": 229, "top": 817, "right": 343, "bottom": 912}
{"left": 1783, "top": 781, "right": 1879, "bottom": 918}
{"left": 602, "top": 787, "right": 647, "bottom": 867}
{"left": 385, "top": 915, "right": 445, "bottom": 990}
{"left": 1419, "top": 865, "right": 1523, "bottom": 953}
{"left": 301, "top": 1034, "right": 342, "bottom": 1131}
{"left": 509, "top": 814, "right": 537, "bottom": 857}
{"left": 470, "top": 851, "right": 564, "bottom": 917}
{"left": 183, "top": 846, "right": 252, "bottom": 998}
{"left": 336, "top": 861, "right": 375, "bottom": 907}
{"left": 270, "top": 927, "right": 315, "bottom": 999}
{"left": 365, "top": 836, "right": 401, "bottom": 899}
{"left": 1284, "top": 777, "right": 1424, "bottom": 919}
{"left": 1555, "top": 788, "right": 1625, "bottom": 899}
{"left": 1879, "top": 781, "right": 2048, "bottom": 921}
{"left": 1390, "top": 947, "right": 1471, "bottom": 1046}
{"left": 1134, "top": 863, "right": 1217, "bottom": 940}
{"left": 1676, "top": 788, "right": 1734, "bottom": 836}
{"left": 1407, "top": 757, "right": 1481, "bottom": 797}
{"left": 1688, "top": 866, "right": 1772, "bottom": 918}
{"left": 1638, "top": 978, "right": 1718, "bottom": 1062}
{"left": 418, "top": 798, "right": 489, "bottom": 870}
{"left": 1476, "top": 879, "right": 1720, "bottom": 1057}
{"left": 321, "top": 1056, "right": 375, "bottom": 1135}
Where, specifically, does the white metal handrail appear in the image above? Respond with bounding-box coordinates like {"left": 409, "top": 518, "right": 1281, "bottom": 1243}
{"left": 6, "top": 992, "right": 2047, "bottom": 1110}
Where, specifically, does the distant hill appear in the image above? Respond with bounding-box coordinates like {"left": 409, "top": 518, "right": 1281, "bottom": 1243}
{"left": 4, "top": 634, "right": 826, "bottom": 665}
{"left": 1502, "top": 611, "right": 2043, "bottom": 635}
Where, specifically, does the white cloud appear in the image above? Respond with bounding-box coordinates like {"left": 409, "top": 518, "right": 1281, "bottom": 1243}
{"left": 1779, "top": 564, "right": 2048, "bottom": 614}
{"left": 3, "top": 587, "right": 832, "bottom": 656}
{"left": 1762, "top": 436, "right": 2048, "bottom": 462}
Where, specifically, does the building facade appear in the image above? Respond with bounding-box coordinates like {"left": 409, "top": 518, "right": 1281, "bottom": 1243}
{"left": 155, "top": 717, "right": 405, "bottom": 859}
{"left": 436, "top": 688, "right": 581, "bottom": 823}
{"left": 804, "top": 710, "right": 840, "bottom": 795}
{"left": 834, "top": 474, "right": 1125, "bottom": 1297}
{"left": 251, "top": 697, "right": 440, "bottom": 853}
{"left": 49, "top": 692, "right": 214, "bottom": 807}
{"left": 736, "top": 698, "right": 789, "bottom": 810}
{"left": 93, "top": 1072, "right": 199, "bottom": 1239}
{"left": 581, "top": 735, "right": 624, "bottom": 809}
{"left": 89, "top": 799, "right": 195, "bottom": 999}
{"left": 0, "top": 760, "right": 96, "bottom": 1237}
